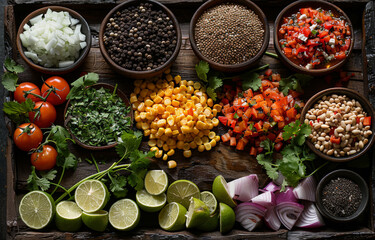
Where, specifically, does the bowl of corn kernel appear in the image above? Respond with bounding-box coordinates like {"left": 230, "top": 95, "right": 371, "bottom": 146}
{"left": 130, "top": 70, "right": 222, "bottom": 168}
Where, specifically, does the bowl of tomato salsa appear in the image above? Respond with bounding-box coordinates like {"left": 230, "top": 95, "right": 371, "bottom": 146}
{"left": 274, "top": 0, "right": 353, "bottom": 76}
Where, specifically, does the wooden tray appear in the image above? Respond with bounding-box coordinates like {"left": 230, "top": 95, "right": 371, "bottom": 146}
{"left": 4, "top": 1, "right": 375, "bottom": 239}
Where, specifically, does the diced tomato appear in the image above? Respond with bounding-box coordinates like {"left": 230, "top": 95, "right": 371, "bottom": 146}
{"left": 330, "top": 136, "right": 341, "bottom": 144}
{"left": 265, "top": 69, "right": 272, "bottom": 76}
{"left": 250, "top": 147, "right": 257, "bottom": 156}
{"left": 274, "top": 142, "right": 283, "bottom": 152}
{"left": 257, "top": 147, "right": 264, "bottom": 153}
{"left": 335, "top": 51, "right": 346, "bottom": 61}
{"left": 286, "top": 107, "right": 297, "bottom": 120}
{"left": 221, "top": 133, "right": 231, "bottom": 142}
{"left": 218, "top": 116, "right": 228, "bottom": 126}
{"left": 254, "top": 121, "right": 263, "bottom": 132}
{"left": 323, "top": 22, "right": 333, "bottom": 30}
{"left": 236, "top": 138, "right": 246, "bottom": 150}
{"left": 364, "top": 117, "right": 371, "bottom": 126}
{"left": 267, "top": 132, "right": 276, "bottom": 142}
{"left": 302, "top": 27, "right": 311, "bottom": 37}
{"left": 188, "top": 107, "right": 194, "bottom": 116}
{"left": 318, "top": 31, "right": 328, "bottom": 38}
{"left": 239, "top": 121, "right": 248, "bottom": 132}
{"left": 234, "top": 125, "right": 242, "bottom": 134}
{"left": 261, "top": 80, "right": 273, "bottom": 91}
{"left": 230, "top": 137, "right": 237, "bottom": 147}
{"left": 275, "top": 132, "right": 284, "bottom": 143}
{"left": 300, "top": 8, "right": 309, "bottom": 15}
{"left": 228, "top": 119, "right": 236, "bottom": 129}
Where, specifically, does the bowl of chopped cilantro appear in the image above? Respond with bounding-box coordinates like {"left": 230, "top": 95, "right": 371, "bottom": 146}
{"left": 64, "top": 73, "right": 133, "bottom": 150}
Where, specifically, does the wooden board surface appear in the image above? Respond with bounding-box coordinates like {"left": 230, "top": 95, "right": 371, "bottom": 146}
{"left": 4, "top": 1, "right": 375, "bottom": 239}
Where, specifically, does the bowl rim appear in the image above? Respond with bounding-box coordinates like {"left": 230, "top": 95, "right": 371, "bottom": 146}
{"left": 189, "top": 0, "right": 270, "bottom": 72}
{"left": 300, "top": 87, "right": 375, "bottom": 162}
{"left": 273, "top": 0, "right": 354, "bottom": 75}
{"left": 315, "top": 169, "right": 369, "bottom": 222}
{"left": 16, "top": 6, "right": 92, "bottom": 74}
{"left": 63, "top": 83, "right": 134, "bottom": 150}
{"left": 98, "top": 0, "right": 182, "bottom": 77}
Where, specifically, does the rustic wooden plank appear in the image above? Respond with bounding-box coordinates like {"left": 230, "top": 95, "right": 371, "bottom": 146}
{"left": 288, "top": 228, "right": 375, "bottom": 240}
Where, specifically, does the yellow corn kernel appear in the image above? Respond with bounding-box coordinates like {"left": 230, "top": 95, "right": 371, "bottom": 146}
{"left": 200, "top": 97, "right": 207, "bottom": 105}
{"left": 149, "top": 133, "right": 157, "bottom": 139}
{"left": 203, "top": 108, "right": 211, "bottom": 117}
{"left": 183, "top": 143, "right": 190, "bottom": 151}
{"left": 194, "top": 136, "right": 203, "bottom": 145}
{"left": 168, "top": 160, "right": 177, "bottom": 169}
{"left": 166, "top": 105, "right": 175, "bottom": 113}
{"left": 187, "top": 86, "right": 194, "bottom": 94}
{"left": 157, "top": 119, "right": 166, "bottom": 127}
{"left": 139, "top": 112, "right": 146, "bottom": 119}
{"left": 163, "top": 154, "right": 168, "bottom": 161}
{"left": 153, "top": 95, "right": 162, "bottom": 104}
{"left": 213, "top": 104, "right": 222, "bottom": 112}
{"left": 150, "top": 146, "right": 159, "bottom": 152}
{"left": 212, "top": 118, "right": 219, "bottom": 127}
{"left": 198, "top": 145, "right": 205, "bottom": 152}
{"left": 160, "top": 135, "right": 168, "bottom": 142}
{"left": 142, "top": 122, "right": 150, "bottom": 130}
{"left": 144, "top": 129, "right": 151, "bottom": 136}
{"left": 148, "top": 140, "right": 157, "bottom": 147}
{"left": 157, "top": 128, "right": 165, "bottom": 137}
{"left": 202, "top": 136, "right": 209, "bottom": 144}
{"left": 193, "top": 82, "right": 201, "bottom": 90}
{"left": 189, "top": 141, "right": 197, "bottom": 149}
{"left": 196, "top": 121, "right": 205, "bottom": 130}
{"left": 130, "top": 95, "right": 138, "bottom": 103}
{"left": 140, "top": 82, "right": 147, "bottom": 89}
{"left": 177, "top": 134, "right": 185, "bottom": 141}
{"left": 157, "top": 105, "right": 165, "bottom": 114}
{"left": 161, "top": 112, "right": 170, "bottom": 119}
{"left": 147, "top": 82, "right": 156, "bottom": 90}
{"left": 151, "top": 129, "right": 157, "bottom": 134}
{"left": 207, "top": 123, "right": 214, "bottom": 130}
{"left": 207, "top": 98, "right": 213, "bottom": 107}
{"left": 164, "top": 68, "right": 171, "bottom": 74}
{"left": 183, "top": 150, "right": 192, "bottom": 158}
{"left": 198, "top": 131, "right": 204, "bottom": 138}
{"left": 177, "top": 141, "right": 184, "bottom": 149}
{"left": 181, "top": 125, "right": 191, "bottom": 134}
{"left": 137, "top": 102, "right": 145, "bottom": 112}
{"left": 203, "top": 130, "right": 210, "bottom": 136}
{"left": 174, "top": 75, "right": 181, "bottom": 83}
{"left": 208, "top": 132, "right": 216, "bottom": 139}
{"left": 212, "top": 109, "right": 218, "bottom": 117}
{"left": 169, "top": 144, "right": 177, "bottom": 150}
{"left": 135, "top": 115, "right": 142, "bottom": 122}
{"left": 134, "top": 79, "right": 143, "bottom": 87}
{"left": 155, "top": 150, "right": 163, "bottom": 158}
{"left": 180, "top": 80, "right": 187, "bottom": 86}
{"left": 215, "top": 135, "right": 221, "bottom": 142}
{"left": 165, "top": 128, "right": 173, "bottom": 137}
{"left": 204, "top": 142, "right": 212, "bottom": 151}
{"left": 166, "top": 138, "right": 176, "bottom": 146}
{"left": 172, "top": 100, "right": 180, "bottom": 107}
{"left": 187, "top": 80, "right": 194, "bottom": 86}
{"left": 165, "top": 74, "right": 173, "bottom": 81}
{"left": 167, "top": 149, "right": 175, "bottom": 156}
{"left": 164, "top": 98, "right": 172, "bottom": 105}
{"left": 180, "top": 85, "right": 187, "bottom": 92}
{"left": 157, "top": 139, "right": 164, "bottom": 148}
{"left": 172, "top": 130, "right": 180, "bottom": 136}
{"left": 172, "top": 87, "right": 180, "bottom": 94}
{"left": 210, "top": 139, "right": 217, "bottom": 147}
{"left": 140, "top": 89, "right": 149, "bottom": 98}
{"left": 162, "top": 143, "right": 169, "bottom": 151}
{"left": 145, "top": 99, "right": 154, "bottom": 107}
{"left": 136, "top": 122, "right": 142, "bottom": 129}
{"left": 150, "top": 92, "right": 157, "bottom": 100}
{"left": 191, "top": 127, "right": 199, "bottom": 135}
{"left": 157, "top": 89, "right": 165, "bottom": 97}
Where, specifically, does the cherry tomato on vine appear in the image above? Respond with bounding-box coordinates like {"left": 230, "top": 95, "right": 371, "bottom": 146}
{"left": 41, "top": 76, "right": 70, "bottom": 105}
{"left": 14, "top": 82, "right": 42, "bottom": 103}
{"left": 30, "top": 144, "right": 57, "bottom": 171}
{"left": 29, "top": 101, "right": 57, "bottom": 128}
{"left": 13, "top": 123, "right": 43, "bottom": 151}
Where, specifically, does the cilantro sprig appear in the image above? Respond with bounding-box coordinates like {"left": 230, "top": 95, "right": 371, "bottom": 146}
{"left": 279, "top": 74, "right": 313, "bottom": 96}
{"left": 195, "top": 61, "right": 223, "bottom": 101}
{"left": 256, "top": 120, "right": 327, "bottom": 191}
{"left": 2, "top": 58, "right": 25, "bottom": 91}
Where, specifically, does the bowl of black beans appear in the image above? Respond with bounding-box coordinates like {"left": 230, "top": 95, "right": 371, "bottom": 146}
{"left": 189, "top": 0, "right": 270, "bottom": 73}
{"left": 99, "top": 0, "right": 181, "bottom": 79}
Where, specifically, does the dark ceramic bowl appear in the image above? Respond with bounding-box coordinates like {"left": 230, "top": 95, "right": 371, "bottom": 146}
{"left": 64, "top": 83, "right": 133, "bottom": 150}
{"left": 16, "top": 6, "right": 91, "bottom": 75}
{"left": 316, "top": 169, "right": 369, "bottom": 223}
{"left": 300, "top": 88, "right": 375, "bottom": 162}
{"left": 274, "top": 0, "right": 354, "bottom": 76}
{"left": 99, "top": 0, "right": 182, "bottom": 79}
{"left": 189, "top": 0, "right": 269, "bottom": 73}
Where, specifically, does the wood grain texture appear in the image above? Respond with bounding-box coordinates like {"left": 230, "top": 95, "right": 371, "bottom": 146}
{"left": 4, "top": 1, "right": 375, "bottom": 239}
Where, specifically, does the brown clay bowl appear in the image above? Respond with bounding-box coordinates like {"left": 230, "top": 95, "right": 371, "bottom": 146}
{"left": 189, "top": 0, "right": 270, "bottom": 73}
{"left": 300, "top": 88, "right": 375, "bottom": 162}
{"left": 64, "top": 83, "right": 133, "bottom": 150}
{"left": 274, "top": 0, "right": 354, "bottom": 76}
{"left": 99, "top": 0, "right": 182, "bottom": 79}
{"left": 315, "top": 169, "right": 369, "bottom": 224}
{"left": 16, "top": 6, "right": 91, "bottom": 75}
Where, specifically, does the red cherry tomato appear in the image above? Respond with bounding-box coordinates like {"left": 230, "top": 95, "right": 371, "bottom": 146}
{"left": 13, "top": 123, "right": 43, "bottom": 151}
{"left": 41, "top": 76, "right": 70, "bottom": 105}
{"left": 29, "top": 101, "right": 57, "bottom": 128}
{"left": 30, "top": 145, "right": 57, "bottom": 171}
{"left": 14, "top": 82, "right": 41, "bottom": 103}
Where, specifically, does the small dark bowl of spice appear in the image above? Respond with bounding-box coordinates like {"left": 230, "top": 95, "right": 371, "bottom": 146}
{"left": 64, "top": 83, "right": 133, "bottom": 150}
{"left": 99, "top": 0, "right": 181, "bottom": 79}
{"left": 189, "top": 0, "right": 269, "bottom": 73}
{"left": 316, "top": 169, "right": 369, "bottom": 224}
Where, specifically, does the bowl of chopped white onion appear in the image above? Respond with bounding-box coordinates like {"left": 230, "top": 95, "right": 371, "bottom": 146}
{"left": 16, "top": 6, "right": 91, "bottom": 74}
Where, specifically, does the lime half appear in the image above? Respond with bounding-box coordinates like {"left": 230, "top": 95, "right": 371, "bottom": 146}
{"left": 109, "top": 199, "right": 140, "bottom": 231}
{"left": 212, "top": 175, "right": 237, "bottom": 208}
{"left": 75, "top": 180, "right": 109, "bottom": 213}
{"left": 219, "top": 203, "right": 235, "bottom": 234}
{"left": 145, "top": 170, "right": 169, "bottom": 195}
{"left": 136, "top": 189, "right": 166, "bottom": 212}
{"left": 55, "top": 201, "right": 82, "bottom": 232}
{"left": 167, "top": 180, "right": 200, "bottom": 209}
{"left": 200, "top": 191, "right": 218, "bottom": 214}
{"left": 19, "top": 191, "right": 55, "bottom": 230}
{"left": 158, "top": 202, "right": 187, "bottom": 231}
{"left": 82, "top": 210, "right": 109, "bottom": 232}
{"left": 185, "top": 197, "right": 211, "bottom": 229}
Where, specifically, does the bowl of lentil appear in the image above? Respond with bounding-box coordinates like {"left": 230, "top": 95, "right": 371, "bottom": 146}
{"left": 315, "top": 169, "right": 369, "bottom": 224}
{"left": 189, "top": 0, "right": 269, "bottom": 73}
{"left": 99, "top": 0, "right": 181, "bottom": 79}
{"left": 274, "top": 0, "right": 354, "bottom": 76}
{"left": 64, "top": 83, "right": 133, "bottom": 150}
{"left": 17, "top": 6, "right": 91, "bottom": 75}
{"left": 301, "top": 88, "right": 375, "bottom": 162}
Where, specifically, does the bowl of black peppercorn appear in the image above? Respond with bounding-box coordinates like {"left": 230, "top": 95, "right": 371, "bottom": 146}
{"left": 99, "top": 0, "right": 182, "bottom": 79}
{"left": 189, "top": 0, "right": 270, "bottom": 73}
{"left": 315, "top": 169, "right": 369, "bottom": 225}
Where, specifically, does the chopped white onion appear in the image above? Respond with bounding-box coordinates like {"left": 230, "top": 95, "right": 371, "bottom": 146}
{"left": 293, "top": 176, "right": 317, "bottom": 202}
{"left": 20, "top": 8, "right": 87, "bottom": 68}
{"left": 275, "top": 202, "right": 304, "bottom": 230}
{"left": 228, "top": 174, "right": 259, "bottom": 202}
{"left": 295, "top": 201, "right": 325, "bottom": 228}
{"left": 260, "top": 181, "right": 281, "bottom": 193}
{"left": 235, "top": 202, "right": 267, "bottom": 231}
{"left": 251, "top": 191, "right": 276, "bottom": 208}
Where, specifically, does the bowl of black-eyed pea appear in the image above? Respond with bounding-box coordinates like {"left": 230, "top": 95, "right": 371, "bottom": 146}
{"left": 189, "top": 0, "right": 270, "bottom": 73}
{"left": 300, "top": 88, "right": 375, "bottom": 162}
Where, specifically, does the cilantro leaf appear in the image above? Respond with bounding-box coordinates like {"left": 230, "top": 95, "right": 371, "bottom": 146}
{"left": 242, "top": 72, "right": 261, "bottom": 91}
{"left": 40, "top": 169, "right": 57, "bottom": 181}
{"left": 49, "top": 125, "right": 78, "bottom": 169}
{"left": 27, "top": 166, "right": 51, "bottom": 191}
{"left": 208, "top": 75, "right": 223, "bottom": 90}
{"left": 279, "top": 74, "right": 313, "bottom": 95}
{"left": 66, "top": 73, "right": 99, "bottom": 99}
{"left": 2, "top": 72, "right": 18, "bottom": 91}
{"left": 3, "top": 99, "right": 35, "bottom": 124}
{"left": 256, "top": 154, "right": 279, "bottom": 180}
{"left": 206, "top": 87, "right": 217, "bottom": 101}
{"left": 195, "top": 61, "right": 209, "bottom": 82}
{"left": 116, "top": 130, "right": 143, "bottom": 158}
{"left": 108, "top": 173, "right": 128, "bottom": 198}
{"left": 4, "top": 58, "right": 24, "bottom": 74}
{"left": 260, "top": 139, "right": 274, "bottom": 155}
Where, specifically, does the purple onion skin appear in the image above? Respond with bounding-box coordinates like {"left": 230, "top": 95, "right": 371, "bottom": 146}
{"left": 276, "top": 187, "right": 297, "bottom": 204}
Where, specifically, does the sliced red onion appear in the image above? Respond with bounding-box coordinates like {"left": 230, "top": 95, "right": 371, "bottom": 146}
{"left": 264, "top": 207, "right": 281, "bottom": 231}
{"left": 260, "top": 181, "right": 281, "bottom": 193}
{"left": 276, "top": 187, "right": 297, "bottom": 204}
{"left": 235, "top": 202, "right": 267, "bottom": 232}
{"left": 251, "top": 191, "right": 276, "bottom": 208}
{"left": 275, "top": 202, "right": 304, "bottom": 230}
{"left": 295, "top": 202, "right": 325, "bottom": 228}
{"left": 293, "top": 176, "right": 316, "bottom": 202}
{"left": 228, "top": 174, "right": 259, "bottom": 202}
